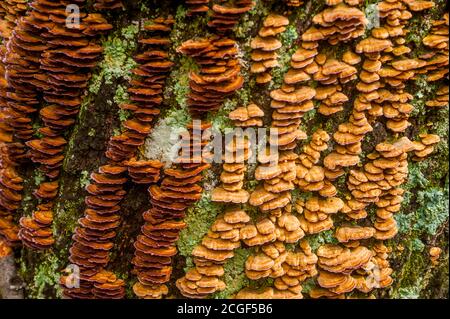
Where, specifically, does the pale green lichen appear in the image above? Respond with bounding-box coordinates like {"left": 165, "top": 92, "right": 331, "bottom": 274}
{"left": 280, "top": 25, "right": 299, "bottom": 47}
{"left": 413, "top": 186, "right": 449, "bottom": 236}
{"left": 89, "top": 24, "right": 139, "bottom": 94}
{"left": 34, "top": 170, "right": 46, "bottom": 187}
{"left": 209, "top": 99, "right": 237, "bottom": 133}
{"left": 166, "top": 56, "right": 198, "bottom": 109}
{"left": 79, "top": 170, "right": 91, "bottom": 188}
{"left": 113, "top": 84, "right": 132, "bottom": 122}
{"left": 308, "top": 230, "right": 339, "bottom": 251}
{"left": 177, "top": 194, "right": 224, "bottom": 260}
{"left": 28, "top": 253, "right": 63, "bottom": 299}
{"left": 88, "top": 128, "right": 96, "bottom": 137}
{"left": 411, "top": 75, "right": 440, "bottom": 117}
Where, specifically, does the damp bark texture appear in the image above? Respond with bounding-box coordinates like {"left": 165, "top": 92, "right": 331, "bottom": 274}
{"left": 1, "top": 0, "right": 448, "bottom": 299}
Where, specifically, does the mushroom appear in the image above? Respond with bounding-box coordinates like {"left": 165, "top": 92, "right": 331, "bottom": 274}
{"left": 208, "top": 1, "right": 255, "bottom": 33}
{"left": 18, "top": 204, "right": 55, "bottom": 250}
{"left": 94, "top": 0, "right": 124, "bottom": 10}
{"left": 185, "top": 0, "right": 210, "bottom": 16}
{"left": 178, "top": 37, "right": 244, "bottom": 116}
{"left": 176, "top": 208, "right": 249, "bottom": 298}
{"left": 250, "top": 13, "right": 289, "bottom": 84}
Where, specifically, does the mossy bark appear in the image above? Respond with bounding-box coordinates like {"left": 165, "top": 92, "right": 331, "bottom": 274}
{"left": 4, "top": 0, "right": 448, "bottom": 299}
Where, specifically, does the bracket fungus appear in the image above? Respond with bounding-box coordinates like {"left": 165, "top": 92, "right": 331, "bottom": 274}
{"left": 62, "top": 164, "right": 127, "bottom": 299}
{"left": 303, "top": 1, "right": 367, "bottom": 45}
{"left": 208, "top": 1, "right": 255, "bottom": 33}
{"left": 426, "top": 85, "right": 449, "bottom": 108}
{"left": 108, "top": 16, "right": 174, "bottom": 163}
{"left": 285, "top": 0, "right": 304, "bottom": 7}
{"left": 93, "top": 0, "right": 124, "bottom": 10}
{"left": 412, "top": 134, "right": 441, "bottom": 161}
{"left": 0, "top": 0, "right": 447, "bottom": 301}
{"left": 228, "top": 103, "right": 264, "bottom": 127}
{"left": 421, "top": 13, "right": 448, "bottom": 81}
{"left": 178, "top": 37, "right": 244, "bottom": 117}
{"left": 429, "top": 247, "right": 442, "bottom": 266}
{"left": 18, "top": 203, "right": 54, "bottom": 250}
{"left": 250, "top": 14, "right": 289, "bottom": 84}
{"left": 133, "top": 123, "right": 211, "bottom": 299}
{"left": 176, "top": 208, "right": 250, "bottom": 298}
{"left": 185, "top": 0, "right": 210, "bottom": 16}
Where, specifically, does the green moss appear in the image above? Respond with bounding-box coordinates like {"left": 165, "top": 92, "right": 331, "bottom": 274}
{"left": 280, "top": 25, "right": 298, "bottom": 47}
{"left": 410, "top": 238, "right": 425, "bottom": 252}
{"left": 79, "top": 170, "right": 91, "bottom": 188}
{"left": 209, "top": 99, "right": 237, "bottom": 133}
{"left": 396, "top": 286, "right": 421, "bottom": 299}
{"left": 308, "top": 230, "right": 339, "bottom": 251}
{"left": 164, "top": 107, "right": 192, "bottom": 129}
{"left": 301, "top": 278, "right": 316, "bottom": 295}
{"left": 28, "top": 253, "right": 63, "bottom": 299}
{"left": 271, "top": 46, "right": 297, "bottom": 88}
{"left": 33, "top": 170, "right": 46, "bottom": 187}
{"left": 52, "top": 180, "right": 84, "bottom": 245}
{"left": 212, "top": 248, "right": 253, "bottom": 299}
{"left": 177, "top": 193, "right": 224, "bottom": 259}
{"left": 166, "top": 56, "right": 198, "bottom": 110}
{"left": 413, "top": 186, "right": 449, "bottom": 236}
{"left": 89, "top": 24, "right": 139, "bottom": 94}
{"left": 113, "top": 84, "right": 130, "bottom": 105}
{"left": 411, "top": 75, "right": 439, "bottom": 117}
{"left": 88, "top": 128, "right": 96, "bottom": 137}
{"left": 406, "top": 16, "right": 432, "bottom": 46}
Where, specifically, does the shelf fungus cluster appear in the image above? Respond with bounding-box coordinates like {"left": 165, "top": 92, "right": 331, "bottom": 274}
{"left": 0, "top": 0, "right": 28, "bottom": 39}
{"left": 208, "top": 1, "right": 255, "bottom": 33}
{"left": 250, "top": 14, "right": 289, "bottom": 84}
{"left": 0, "top": 1, "right": 112, "bottom": 250}
{"left": 0, "top": 0, "right": 447, "bottom": 301}
{"left": 62, "top": 16, "right": 175, "bottom": 299}
{"left": 284, "top": 0, "right": 304, "bottom": 7}
{"left": 62, "top": 164, "right": 127, "bottom": 299}
{"left": 421, "top": 12, "right": 448, "bottom": 81}
{"left": 0, "top": 166, "right": 22, "bottom": 245}
{"left": 412, "top": 134, "right": 441, "bottom": 161}
{"left": 314, "top": 53, "right": 359, "bottom": 116}
{"left": 426, "top": 84, "right": 449, "bottom": 108}
{"left": 124, "top": 158, "right": 163, "bottom": 185}
{"left": 310, "top": 244, "right": 374, "bottom": 298}
{"left": 0, "top": 0, "right": 47, "bottom": 249}
{"left": 295, "top": 129, "right": 336, "bottom": 197}
{"left": 109, "top": 16, "right": 174, "bottom": 162}
{"left": 185, "top": 0, "right": 210, "bottom": 16}
{"left": 296, "top": 196, "right": 344, "bottom": 235}
{"left": 303, "top": 0, "right": 367, "bottom": 45}
{"left": 237, "top": 240, "right": 318, "bottom": 299}
{"left": 348, "top": 137, "right": 416, "bottom": 240}
{"left": 358, "top": 0, "right": 437, "bottom": 133}
{"left": 228, "top": 103, "right": 264, "bottom": 127}
{"left": 248, "top": 84, "right": 315, "bottom": 215}
{"left": 132, "top": 123, "right": 211, "bottom": 299}
{"left": 18, "top": 203, "right": 54, "bottom": 249}
{"left": 177, "top": 37, "right": 244, "bottom": 117}
{"left": 211, "top": 135, "right": 252, "bottom": 204}
{"left": 176, "top": 208, "right": 250, "bottom": 298}
{"left": 21, "top": 2, "right": 111, "bottom": 250}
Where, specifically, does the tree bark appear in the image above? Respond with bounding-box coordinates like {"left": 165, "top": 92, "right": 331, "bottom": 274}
{"left": 1, "top": 0, "right": 448, "bottom": 299}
